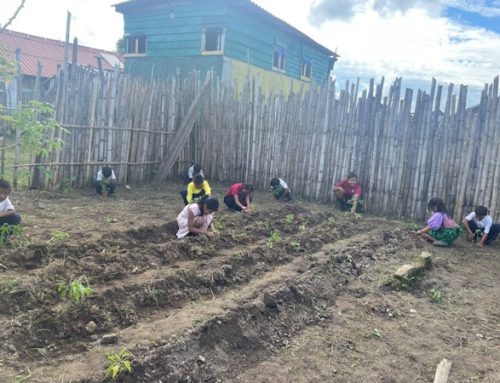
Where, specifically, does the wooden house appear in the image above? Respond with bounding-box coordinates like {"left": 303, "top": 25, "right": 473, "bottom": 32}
{"left": 114, "top": 0, "right": 339, "bottom": 93}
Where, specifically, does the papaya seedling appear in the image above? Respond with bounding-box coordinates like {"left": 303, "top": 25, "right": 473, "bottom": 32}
{"left": 285, "top": 214, "right": 295, "bottom": 224}
{"left": 57, "top": 278, "right": 92, "bottom": 301}
{"left": 266, "top": 230, "right": 281, "bottom": 248}
{"left": 431, "top": 289, "right": 442, "bottom": 304}
{"left": 104, "top": 348, "right": 133, "bottom": 379}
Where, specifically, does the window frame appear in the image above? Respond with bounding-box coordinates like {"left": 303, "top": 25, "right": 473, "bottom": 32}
{"left": 272, "top": 46, "right": 287, "bottom": 73}
{"left": 124, "top": 34, "right": 146, "bottom": 57}
{"left": 201, "top": 27, "right": 225, "bottom": 55}
{"left": 301, "top": 58, "right": 313, "bottom": 81}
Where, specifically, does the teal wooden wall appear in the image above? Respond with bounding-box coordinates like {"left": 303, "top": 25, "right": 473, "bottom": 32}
{"left": 224, "top": 5, "right": 332, "bottom": 83}
{"left": 119, "top": 0, "right": 333, "bottom": 83}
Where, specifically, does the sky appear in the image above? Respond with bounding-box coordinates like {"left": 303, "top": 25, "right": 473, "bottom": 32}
{"left": 2, "top": 0, "right": 500, "bottom": 102}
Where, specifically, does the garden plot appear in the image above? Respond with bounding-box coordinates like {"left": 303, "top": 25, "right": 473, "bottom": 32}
{"left": 0, "top": 183, "right": 498, "bottom": 383}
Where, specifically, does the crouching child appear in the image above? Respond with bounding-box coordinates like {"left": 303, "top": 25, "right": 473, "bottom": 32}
{"left": 0, "top": 179, "right": 22, "bottom": 242}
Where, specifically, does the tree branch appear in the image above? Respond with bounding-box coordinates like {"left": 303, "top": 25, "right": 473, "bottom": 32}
{"left": 0, "top": 0, "right": 27, "bottom": 35}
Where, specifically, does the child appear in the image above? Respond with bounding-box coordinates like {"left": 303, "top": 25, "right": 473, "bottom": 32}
{"left": 224, "top": 183, "right": 254, "bottom": 214}
{"left": 95, "top": 166, "right": 117, "bottom": 197}
{"left": 333, "top": 172, "right": 362, "bottom": 213}
{"left": 270, "top": 178, "right": 292, "bottom": 201}
{"left": 180, "top": 174, "right": 212, "bottom": 206}
{"left": 0, "top": 179, "right": 21, "bottom": 227}
{"left": 462, "top": 206, "right": 499, "bottom": 246}
{"left": 417, "top": 198, "right": 461, "bottom": 247}
{"left": 176, "top": 196, "right": 219, "bottom": 239}
{"left": 184, "top": 163, "right": 204, "bottom": 184}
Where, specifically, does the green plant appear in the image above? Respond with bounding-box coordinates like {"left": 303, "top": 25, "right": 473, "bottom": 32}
{"left": 104, "top": 349, "right": 133, "bottom": 379}
{"left": 327, "top": 217, "right": 336, "bottom": 225}
{"left": 370, "top": 328, "right": 381, "bottom": 338}
{"left": 431, "top": 289, "right": 442, "bottom": 304}
{"left": 266, "top": 230, "right": 281, "bottom": 248}
{"left": 0, "top": 223, "right": 27, "bottom": 248}
{"left": 299, "top": 220, "right": 309, "bottom": 230}
{"left": 0, "top": 277, "right": 20, "bottom": 295}
{"left": 285, "top": 214, "right": 295, "bottom": 224}
{"left": 49, "top": 229, "right": 70, "bottom": 242}
{"left": 289, "top": 240, "right": 301, "bottom": 250}
{"left": 212, "top": 220, "right": 224, "bottom": 232}
{"left": 57, "top": 278, "right": 92, "bottom": 301}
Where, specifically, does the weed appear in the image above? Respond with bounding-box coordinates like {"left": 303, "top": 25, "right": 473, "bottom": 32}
{"left": 365, "top": 328, "right": 381, "bottom": 338}
{"left": 327, "top": 217, "right": 336, "bottom": 225}
{"left": 57, "top": 278, "right": 92, "bottom": 301}
{"left": 431, "top": 289, "right": 442, "bottom": 304}
{"left": 104, "top": 349, "right": 133, "bottom": 379}
{"left": 285, "top": 214, "right": 295, "bottom": 224}
{"left": 289, "top": 240, "right": 301, "bottom": 250}
{"left": 407, "top": 223, "right": 419, "bottom": 231}
{"left": 0, "top": 224, "right": 27, "bottom": 248}
{"left": 0, "top": 277, "right": 20, "bottom": 295}
{"left": 266, "top": 230, "right": 282, "bottom": 248}
{"left": 49, "top": 229, "right": 70, "bottom": 242}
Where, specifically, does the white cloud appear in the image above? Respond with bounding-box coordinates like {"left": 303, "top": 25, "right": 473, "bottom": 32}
{"left": 2, "top": 0, "right": 123, "bottom": 51}
{"left": 443, "top": 0, "right": 500, "bottom": 17}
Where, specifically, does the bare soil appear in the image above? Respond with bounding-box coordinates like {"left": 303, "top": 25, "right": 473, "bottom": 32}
{"left": 0, "top": 182, "right": 498, "bottom": 383}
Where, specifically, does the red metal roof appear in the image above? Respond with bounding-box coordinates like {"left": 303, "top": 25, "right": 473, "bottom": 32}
{"left": 0, "top": 29, "right": 123, "bottom": 78}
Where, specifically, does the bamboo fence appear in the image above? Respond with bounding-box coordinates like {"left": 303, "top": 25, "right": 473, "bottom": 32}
{"left": 1, "top": 63, "right": 499, "bottom": 221}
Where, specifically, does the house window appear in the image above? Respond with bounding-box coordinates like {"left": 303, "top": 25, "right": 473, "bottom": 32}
{"left": 301, "top": 58, "right": 313, "bottom": 80}
{"left": 202, "top": 27, "right": 224, "bottom": 54}
{"left": 126, "top": 34, "right": 146, "bottom": 55}
{"left": 273, "top": 47, "right": 286, "bottom": 71}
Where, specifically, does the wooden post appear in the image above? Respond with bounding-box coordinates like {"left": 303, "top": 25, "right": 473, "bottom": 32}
{"left": 433, "top": 359, "right": 452, "bottom": 383}
{"left": 13, "top": 48, "right": 22, "bottom": 189}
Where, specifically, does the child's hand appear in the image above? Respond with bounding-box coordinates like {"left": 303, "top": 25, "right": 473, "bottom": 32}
{"left": 477, "top": 242, "right": 484, "bottom": 247}
{"left": 467, "top": 232, "right": 474, "bottom": 241}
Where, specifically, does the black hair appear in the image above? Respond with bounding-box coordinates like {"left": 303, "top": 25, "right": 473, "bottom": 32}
{"left": 102, "top": 166, "right": 112, "bottom": 178}
{"left": 198, "top": 196, "right": 219, "bottom": 214}
{"left": 193, "top": 164, "right": 202, "bottom": 174}
{"left": 475, "top": 206, "right": 488, "bottom": 217}
{"left": 427, "top": 197, "right": 447, "bottom": 213}
{"left": 0, "top": 178, "right": 11, "bottom": 192}
{"left": 243, "top": 183, "right": 254, "bottom": 192}
{"left": 346, "top": 172, "right": 357, "bottom": 180}
{"left": 270, "top": 178, "right": 280, "bottom": 187}
{"left": 193, "top": 174, "right": 204, "bottom": 185}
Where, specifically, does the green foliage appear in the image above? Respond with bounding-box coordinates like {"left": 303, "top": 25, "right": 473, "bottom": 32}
{"left": 1, "top": 100, "right": 68, "bottom": 159}
{"left": 327, "top": 217, "right": 336, "bottom": 225}
{"left": 0, "top": 223, "right": 27, "bottom": 248}
{"left": 0, "top": 47, "right": 15, "bottom": 81}
{"left": 289, "top": 240, "right": 301, "bottom": 250}
{"left": 266, "top": 230, "right": 281, "bottom": 248}
{"left": 105, "top": 349, "right": 133, "bottom": 379}
{"left": 57, "top": 278, "right": 92, "bottom": 301}
{"left": 50, "top": 229, "right": 69, "bottom": 242}
{"left": 285, "top": 214, "right": 295, "bottom": 224}
{"left": 431, "top": 289, "right": 442, "bottom": 304}
{"left": 299, "top": 220, "right": 309, "bottom": 230}
{"left": 212, "top": 219, "right": 224, "bottom": 232}
{"left": 0, "top": 277, "right": 20, "bottom": 295}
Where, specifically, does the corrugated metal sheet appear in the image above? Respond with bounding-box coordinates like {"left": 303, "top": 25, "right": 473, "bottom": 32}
{"left": 0, "top": 29, "right": 123, "bottom": 77}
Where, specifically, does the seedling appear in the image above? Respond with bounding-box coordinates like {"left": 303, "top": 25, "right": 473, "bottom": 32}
{"left": 212, "top": 220, "right": 224, "bottom": 232}
{"left": 371, "top": 328, "right": 381, "bottom": 338}
{"left": 289, "top": 240, "right": 301, "bottom": 250}
{"left": 0, "top": 224, "right": 27, "bottom": 248}
{"left": 266, "top": 230, "right": 282, "bottom": 248}
{"left": 50, "top": 229, "right": 70, "bottom": 242}
{"left": 57, "top": 278, "right": 92, "bottom": 301}
{"left": 327, "top": 217, "right": 336, "bottom": 225}
{"left": 299, "top": 220, "right": 309, "bottom": 230}
{"left": 285, "top": 214, "right": 295, "bottom": 224}
{"left": 104, "top": 349, "right": 133, "bottom": 379}
{"left": 431, "top": 289, "right": 442, "bottom": 304}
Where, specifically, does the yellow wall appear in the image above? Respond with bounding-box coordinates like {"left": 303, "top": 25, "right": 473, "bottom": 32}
{"left": 225, "top": 58, "right": 310, "bottom": 96}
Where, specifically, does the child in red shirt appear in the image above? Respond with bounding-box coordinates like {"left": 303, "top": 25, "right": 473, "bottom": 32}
{"left": 224, "top": 183, "right": 254, "bottom": 214}
{"left": 333, "top": 172, "right": 362, "bottom": 213}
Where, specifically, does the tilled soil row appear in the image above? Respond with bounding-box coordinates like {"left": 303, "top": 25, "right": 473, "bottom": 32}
{"left": 76, "top": 228, "right": 413, "bottom": 382}
{"left": 1, "top": 212, "right": 358, "bottom": 360}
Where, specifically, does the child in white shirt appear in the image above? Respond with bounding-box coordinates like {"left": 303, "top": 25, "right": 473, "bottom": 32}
{"left": 0, "top": 179, "right": 21, "bottom": 228}
{"left": 462, "top": 206, "right": 499, "bottom": 246}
